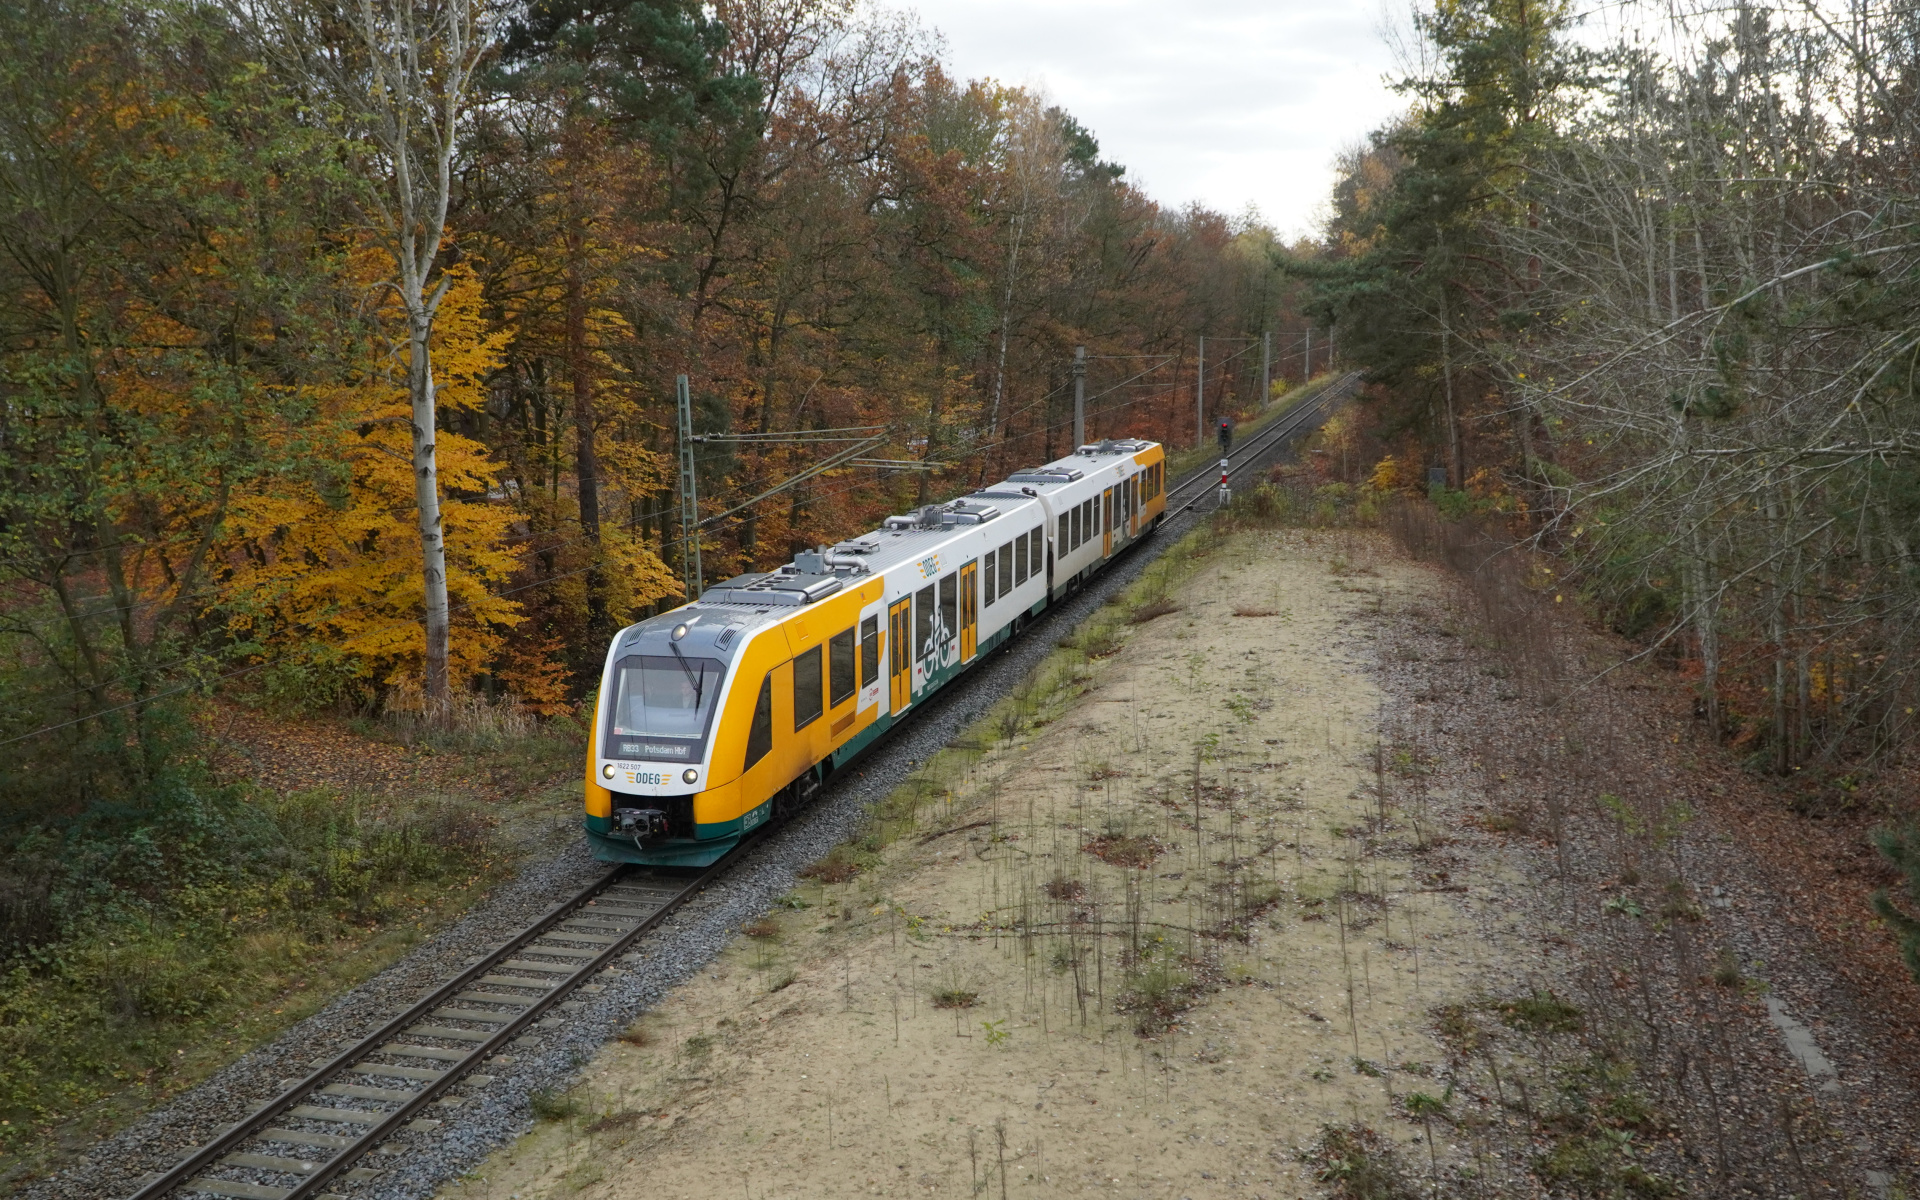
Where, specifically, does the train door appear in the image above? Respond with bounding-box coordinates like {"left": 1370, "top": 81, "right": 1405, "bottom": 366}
{"left": 887, "top": 598, "right": 911, "bottom": 713}
{"left": 959, "top": 559, "right": 978, "bottom": 660}
{"left": 1102, "top": 487, "right": 1114, "bottom": 556}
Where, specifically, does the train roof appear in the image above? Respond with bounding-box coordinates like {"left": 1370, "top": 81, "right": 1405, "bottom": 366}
{"left": 610, "top": 438, "right": 1163, "bottom": 655}
{"left": 1003, "top": 438, "right": 1158, "bottom": 487}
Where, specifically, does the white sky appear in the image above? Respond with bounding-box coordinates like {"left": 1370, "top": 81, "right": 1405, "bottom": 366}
{"left": 905, "top": 0, "right": 1410, "bottom": 240}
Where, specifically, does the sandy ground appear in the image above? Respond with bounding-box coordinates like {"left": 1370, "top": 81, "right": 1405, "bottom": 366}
{"left": 441, "top": 528, "right": 1555, "bottom": 1200}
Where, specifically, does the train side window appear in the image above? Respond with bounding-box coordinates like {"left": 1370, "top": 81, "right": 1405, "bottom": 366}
{"left": 983, "top": 548, "right": 996, "bottom": 604}
{"left": 939, "top": 573, "right": 957, "bottom": 643}
{"left": 1070, "top": 505, "right": 1081, "bottom": 548}
{"left": 744, "top": 673, "right": 773, "bottom": 770}
{"left": 915, "top": 584, "right": 935, "bottom": 658}
{"left": 1056, "top": 515, "right": 1067, "bottom": 554}
{"left": 793, "top": 646, "right": 823, "bottom": 729}
{"left": 1014, "top": 532, "right": 1029, "bottom": 584}
{"left": 829, "top": 628, "right": 855, "bottom": 707}
{"left": 1030, "top": 526, "right": 1043, "bottom": 574}
{"left": 861, "top": 615, "right": 879, "bottom": 686}
{"left": 999, "top": 543, "right": 1013, "bottom": 598}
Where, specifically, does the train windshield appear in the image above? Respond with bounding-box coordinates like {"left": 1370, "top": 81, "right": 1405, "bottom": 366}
{"left": 604, "top": 654, "right": 723, "bottom": 762}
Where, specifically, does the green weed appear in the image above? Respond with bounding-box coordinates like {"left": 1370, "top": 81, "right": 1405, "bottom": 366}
{"left": 1493, "top": 989, "right": 1585, "bottom": 1034}
{"left": 1304, "top": 1124, "right": 1417, "bottom": 1200}
{"left": 530, "top": 1088, "right": 584, "bottom": 1121}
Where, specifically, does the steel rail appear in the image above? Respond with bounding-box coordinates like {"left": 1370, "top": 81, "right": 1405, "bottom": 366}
{"left": 123, "top": 849, "right": 751, "bottom": 1200}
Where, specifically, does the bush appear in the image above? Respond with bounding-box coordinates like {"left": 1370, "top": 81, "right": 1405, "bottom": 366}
{"left": 256, "top": 646, "right": 373, "bottom": 716}
{"left": 1870, "top": 824, "right": 1920, "bottom": 981}
{"left": 0, "top": 777, "right": 496, "bottom": 1152}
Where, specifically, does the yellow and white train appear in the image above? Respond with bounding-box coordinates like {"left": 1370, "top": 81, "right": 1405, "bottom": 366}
{"left": 583, "top": 438, "right": 1169, "bottom": 865}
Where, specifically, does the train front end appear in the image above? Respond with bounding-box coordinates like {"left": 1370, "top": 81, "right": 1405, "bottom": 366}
{"left": 584, "top": 607, "right": 762, "bottom": 867}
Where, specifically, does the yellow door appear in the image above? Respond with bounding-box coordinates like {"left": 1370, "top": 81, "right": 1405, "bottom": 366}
{"left": 1103, "top": 487, "right": 1114, "bottom": 556}
{"left": 888, "top": 598, "right": 911, "bottom": 713}
{"left": 959, "top": 560, "right": 978, "bottom": 661}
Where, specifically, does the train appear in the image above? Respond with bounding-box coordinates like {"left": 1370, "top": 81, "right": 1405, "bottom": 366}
{"left": 582, "top": 438, "right": 1170, "bottom": 866}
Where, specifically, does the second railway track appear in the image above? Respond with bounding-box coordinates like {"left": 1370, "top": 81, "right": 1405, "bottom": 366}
{"left": 104, "top": 371, "right": 1361, "bottom": 1200}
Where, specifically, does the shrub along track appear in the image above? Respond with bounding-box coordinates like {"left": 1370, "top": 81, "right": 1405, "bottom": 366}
{"left": 34, "top": 374, "right": 1358, "bottom": 1200}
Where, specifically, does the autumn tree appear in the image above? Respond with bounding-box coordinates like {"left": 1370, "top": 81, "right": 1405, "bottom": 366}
{"left": 0, "top": 0, "right": 353, "bottom": 807}
{"left": 235, "top": 0, "right": 499, "bottom": 718}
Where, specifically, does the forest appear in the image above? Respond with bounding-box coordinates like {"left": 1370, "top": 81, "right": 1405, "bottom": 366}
{"left": 0, "top": 0, "right": 1324, "bottom": 1149}
{"left": 8, "top": 0, "right": 1920, "bottom": 1172}
{"left": 1308, "top": 0, "right": 1920, "bottom": 966}
{"left": 1319, "top": 0, "right": 1920, "bottom": 773}
{"left": 0, "top": 0, "right": 1315, "bottom": 829}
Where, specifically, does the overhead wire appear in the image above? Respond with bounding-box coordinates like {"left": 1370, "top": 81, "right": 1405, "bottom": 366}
{"left": 5, "top": 341, "right": 1299, "bottom": 747}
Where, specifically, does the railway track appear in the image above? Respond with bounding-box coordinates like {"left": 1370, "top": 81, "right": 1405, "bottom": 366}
{"left": 1162, "top": 369, "right": 1363, "bottom": 518}
{"left": 124, "top": 863, "right": 729, "bottom": 1200}
{"left": 121, "top": 371, "right": 1359, "bottom": 1200}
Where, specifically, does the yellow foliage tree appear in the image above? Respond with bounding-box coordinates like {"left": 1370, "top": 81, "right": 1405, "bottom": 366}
{"left": 1367, "top": 454, "right": 1405, "bottom": 494}
{"left": 220, "top": 251, "right": 522, "bottom": 708}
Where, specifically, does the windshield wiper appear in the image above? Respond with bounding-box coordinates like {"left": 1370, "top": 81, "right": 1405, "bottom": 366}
{"left": 667, "top": 643, "right": 705, "bottom": 707}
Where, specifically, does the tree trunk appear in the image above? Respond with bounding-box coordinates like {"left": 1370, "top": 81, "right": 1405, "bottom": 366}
{"left": 1688, "top": 529, "right": 1722, "bottom": 741}
{"left": 566, "top": 177, "right": 607, "bottom": 640}
{"left": 1441, "top": 318, "right": 1462, "bottom": 487}
{"left": 410, "top": 313, "right": 451, "bottom": 718}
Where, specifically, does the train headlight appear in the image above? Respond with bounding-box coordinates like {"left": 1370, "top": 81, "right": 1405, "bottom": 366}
{"left": 682, "top": 768, "right": 700, "bottom": 785}
{"left": 601, "top": 763, "right": 616, "bottom": 780}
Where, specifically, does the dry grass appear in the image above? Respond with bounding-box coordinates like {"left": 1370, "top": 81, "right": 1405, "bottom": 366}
{"left": 1128, "top": 598, "right": 1183, "bottom": 624}
{"left": 930, "top": 989, "right": 979, "bottom": 1009}
{"left": 1232, "top": 605, "right": 1280, "bottom": 617}
{"left": 1082, "top": 833, "right": 1166, "bottom": 869}
{"left": 797, "top": 845, "right": 865, "bottom": 884}
{"left": 741, "top": 918, "right": 780, "bottom": 939}
{"left": 1041, "top": 874, "right": 1086, "bottom": 901}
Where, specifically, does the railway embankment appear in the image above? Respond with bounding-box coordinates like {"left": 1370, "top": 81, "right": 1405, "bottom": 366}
{"left": 436, "top": 499, "right": 1918, "bottom": 1199}
{"left": 0, "top": 705, "right": 585, "bottom": 1191}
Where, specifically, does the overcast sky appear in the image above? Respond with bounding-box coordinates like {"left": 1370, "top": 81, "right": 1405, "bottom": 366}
{"left": 905, "top": 0, "right": 1409, "bottom": 241}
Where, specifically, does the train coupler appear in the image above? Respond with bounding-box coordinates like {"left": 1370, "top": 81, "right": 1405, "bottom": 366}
{"left": 612, "top": 808, "right": 671, "bottom": 842}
